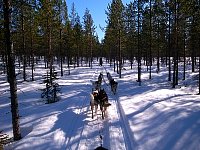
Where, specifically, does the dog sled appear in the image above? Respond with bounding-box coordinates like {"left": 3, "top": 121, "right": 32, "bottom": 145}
{"left": 90, "top": 89, "right": 111, "bottom": 119}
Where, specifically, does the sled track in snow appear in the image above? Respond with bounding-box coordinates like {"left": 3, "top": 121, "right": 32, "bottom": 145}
{"left": 66, "top": 66, "right": 105, "bottom": 149}
{"left": 66, "top": 65, "right": 138, "bottom": 149}
{"left": 112, "top": 93, "right": 138, "bottom": 150}
{"left": 101, "top": 65, "right": 138, "bottom": 150}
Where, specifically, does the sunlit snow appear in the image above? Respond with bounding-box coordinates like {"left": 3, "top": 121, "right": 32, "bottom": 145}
{"left": 0, "top": 59, "right": 200, "bottom": 150}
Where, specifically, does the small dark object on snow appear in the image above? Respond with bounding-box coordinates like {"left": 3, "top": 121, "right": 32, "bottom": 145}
{"left": 99, "top": 57, "right": 103, "bottom": 66}
{"left": 94, "top": 146, "right": 108, "bottom": 150}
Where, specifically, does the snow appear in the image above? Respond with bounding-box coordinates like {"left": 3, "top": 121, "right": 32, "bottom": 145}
{"left": 0, "top": 59, "right": 200, "bottom": 150}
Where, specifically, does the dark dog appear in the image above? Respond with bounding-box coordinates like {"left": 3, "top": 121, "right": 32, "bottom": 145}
{"left": 107, "top": 72, "right": 112, "bottom": 81}
{"left": 90, "top": 89, "right": 111, "bottom": 119}
{"left": 110, "top": 79, "right": 118, "bottom": 95}
{"left": 98, "top": 89, "right": 111, "bottom": 119}
{"left": 98, "top": 73, "right": 103, "bottom": 83}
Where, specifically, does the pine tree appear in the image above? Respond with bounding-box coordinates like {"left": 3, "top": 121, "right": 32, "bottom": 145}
{"left": 105, "top": 0, "right": 125, "bottom": 77}
{"left": 125, "top": 2, "right": 137, "bottom": 70}
{"left": 69, "top": 3, "right": 83, "bottom": 68}
{"left": 3, "top": 0, "right": 21, "bottom": 141}
{"left": 38, "top": 0, "right": 56, "bottom": 83}
{"left": 28, "top": 0, "right": 38, "bottom": 81}
{"left": 69, "top": 2, "right": 76, "bottom": 29}
{"left": 73, "top": 15, "right": 83, "bottom": 67}
{"left": 137, "top": 0, "right": 142, "bottom": 85}
{"left": 149, "top": 0, "right": 153, "bottom": 79}
{"left": 57, "top": 0, "right": 68, "bottom": 76}
{"left": 83, "top": 8, "right": 96, "bottom": 68}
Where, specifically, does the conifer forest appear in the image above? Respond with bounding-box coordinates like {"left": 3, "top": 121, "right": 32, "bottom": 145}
{"left": 1, "top": 0, "right": 200, "bottom": 146}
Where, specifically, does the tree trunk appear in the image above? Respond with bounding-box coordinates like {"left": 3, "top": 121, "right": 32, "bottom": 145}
{"left": 198, "top": 36, "right": 200, "bottom": 94}
{"left": 137, "top": 0, "right": 141, "bottom": 86}
{"left": 191, "top": 16, "right": 195, "bottom": 73}
{"left": 172, "top": 0, "right": 178, "bottom": 88}
{"left": 157, "top": 20, "right": 160, "bottom": 73}
{"left": 118, "top": 28, "right": 122, "bottom": 78}
{"left": 60, "top": 28, "right": 63, "bottom": 76}
{"left": 90, "top": 34, "right": 93, "bottom": 69}
{"left": 21, "top": 9, "right": 26, "bottom": 81}
{"left": 47, "top": 17, "right": 53, "bottom": 84}
{"left": 3, "top": 0, "right": 21, "bottom": 140}
{"left": 183, "top": 24, "right": 186, "bottom": 80}
{"left": 149, "top": 0, "right": 152, "bottom": 79}
{"left": 168, "top": 12, "right": 171, "bottom": 81}
{"left": 31, "top": 30, "right": 34, "bottom": 81}
{"left": 199, "top": 56, "right": 200, "bottom": 94}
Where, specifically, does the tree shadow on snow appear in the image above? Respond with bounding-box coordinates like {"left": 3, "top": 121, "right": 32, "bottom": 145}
{"left": 50, "top": 107, "right": 89, "bottom": 149}
{"left": 126, "top": 94, "right": 200, "bottom": 150}
{"left": 154, "top": 110, "right": 200, "bottom": 150}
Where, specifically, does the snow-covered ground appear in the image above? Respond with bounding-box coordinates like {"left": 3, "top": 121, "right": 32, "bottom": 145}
{"left": 0, "top": 59, "right": 200, "bottom": 150}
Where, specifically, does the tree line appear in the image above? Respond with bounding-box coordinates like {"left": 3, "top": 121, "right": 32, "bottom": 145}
{"left": 103, "top": 0, "right": 200, "bottom": 90}
{"left": 1, "top": 0, "right": 199, "bottom": 84}
{"left": 1, "top": 0, "right": 100, "bottom": 81}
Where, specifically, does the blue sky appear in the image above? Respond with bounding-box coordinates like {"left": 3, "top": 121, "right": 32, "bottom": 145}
{"left": 66, "top": 0, "right": 132, "bottom": 41}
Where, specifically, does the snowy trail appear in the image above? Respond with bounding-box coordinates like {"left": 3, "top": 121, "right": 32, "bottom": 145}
{"left": 65, "top": 65, "right": 107, "bottom": 149}
{"left": 96, "top": 66, "right": 137, "bottom": 150}
{"left": 67, "top": 65, "right": 136, "bottom": 150}
{"left": 101, "top": 82, "right": 137, "bottom": 150}
{"left": 71, "top": 66, "right": 108, "bottom": 149}
{"left": 2, "top": 60, "right": 200, "bottom": 150}
{"left": 74, "top": 86, "right": 129, "bottom": 150}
